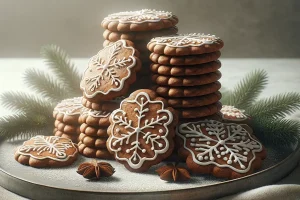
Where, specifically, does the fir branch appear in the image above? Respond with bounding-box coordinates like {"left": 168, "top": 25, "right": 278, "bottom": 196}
{"left": 0, "top": 91, "right": 54, "bottom": 117}
{"left": 247, "top": 93, "right": 300, "bottom": 119}
{"left": 24, "top": 68, "right": 70, "bottom": 103}
{"left": 252, "top": 117, "right": 300, "bottom": 148}
{"left": 229, "top": 69, "right": 268, "bottom": 109}
{"left": 0, "top": 114, "right": 53, "bottom": 141}
{"left": 40, "top": 44, "right": 82, "bottom": 96}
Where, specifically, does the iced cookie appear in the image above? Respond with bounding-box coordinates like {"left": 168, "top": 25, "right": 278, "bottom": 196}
{"left": 81, "top": 96, "right": 120, "bottom": 111}
{"left": 80, "top": 123, "right": 109, "bottom": 137}
{"left": 78, "top": 142, "right": 114, "bottom": 160}
{"left": 221, "top": 105, "right": 251, "bottom": 125}
{"left": 78, "top": 108, "right": 111, "bottom": 127}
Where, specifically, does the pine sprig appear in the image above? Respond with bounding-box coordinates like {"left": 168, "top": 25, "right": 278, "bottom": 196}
{"left": 247, "top": 93, "right": 300, "bottom": 119}
{"left": 0, "top": 91, "right": 54, "bottom": 117}
{"left": 24, "top": 68, "right": 70, "bottom": 102}
{"left": 229, "top": 69, "right": 268, "bottom": 109}
{"left": 40, "top": 44, "right": 82, "bottom": 96}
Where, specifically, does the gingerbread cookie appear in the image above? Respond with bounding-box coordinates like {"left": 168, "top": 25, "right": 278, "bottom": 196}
{"left": 154, "top": 81, "right": 222, "bottom": 97}
{"left": 147, "top": 33, "right": 224, "bottom": 56}
{"left": 81, "top": 97, "right": 120, "bottom": 111}
{"left": 107, "top": 89, "right": 178, "bottom": 172}
{"left": 150, "top": 60, "right": 221, "bottom": 76}
{"left": 152, "top": 71, "right": 222, "bottom": 87}
{"left": 78, "top": 133, "right": 107, "bottom": 148}
{"left": 221, "top": 105, "right": 251, "bottom": 124}
{"left": 53, "top": 97, "right": 83, "bottom": 124}
{"left": 79, "top": 108, "right": 111, "bottom": 127}
{"left": 80, "top": 123, "right": 108, "bottom": 137}
{"left": 15, "top": 135, "right": 78, "bottom": 168}
{"left": 54, "top": 129, "right": 79, "bottom": 143}
{"left": 165, "top": 92, "right": 222, "bottom": 108}
{"left": 80, "top": 40, "right": 141, "bottom": 102}
{"left": 149, "top": 51, "right": 221, "bottom": 66}
{"left": 101, "top": 9, "right": 178, "bottom": 32}
{"left": 103, "top": 27, "right": 178, "bottom": 42}
{"left": 78, "top": 142, "right": 114, "bottom": 159}
{"left": 177, "top": 102, "right": 222, "bottom": 119}
{"left": 54, "top": 120, "right": 80, "bottom": 134}
{"left": 176, "top": 120, "right": 266, "bottom": 179}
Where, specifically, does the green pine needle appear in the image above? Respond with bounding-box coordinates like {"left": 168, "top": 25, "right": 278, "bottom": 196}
{"left": 252, "top": 117, "right": 300, "bottom": 148}
{"left": 0, "top": 91, "right": 54, "bottom": 117}
{"left": 247, "top": 93, "right": 300, "bottom": 119}
{"left": 40, "top": 44, "right": 82, "bottom": 96}
{"left": 229, "top": 69, "right": 268, "bottom": 109}
{"left": 24, "top": 68, "right": 70, "bottom": 102}
{"left": 0, "top": 114, "right": 53, "bottom": 141}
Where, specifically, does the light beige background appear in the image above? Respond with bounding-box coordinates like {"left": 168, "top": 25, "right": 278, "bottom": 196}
{"left": 0, "top": 0, "right": 299, "bottom": 58}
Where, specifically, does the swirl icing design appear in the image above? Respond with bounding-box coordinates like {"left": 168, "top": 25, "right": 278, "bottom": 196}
{"left": 108, "top": 92, "right": 173, "bottom": 169}
{"left": 54, "top": 97, "right": 83, "bottom": 115}
{"left": 17, "top": 135, "right": 78, "bottom": 161}
{"left": 103, "top": 9, "right": 173, "bottom": 24}
{"left": 81, "top": 107, "right": 111, "bottom": 118}
{"left": 176, "top": 120, "right": 263, "bottom": 173}
{"left": 80, "top": 40, "right": 136, "bottom": 97}
{"left": 221, "top": 105, "right": 248, "bottom": 121}
{"left": 150, "top": 33, "right": 220, "bottom": 48}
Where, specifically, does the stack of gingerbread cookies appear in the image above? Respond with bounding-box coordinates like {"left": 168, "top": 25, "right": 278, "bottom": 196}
{"left": 101, "top": 9, "right": 179, "bottom": 90}
{"left": 147, "top": 33, "right": 224, "bottom": 120}
{"left": 53, "top": 97, "right": 83, "bottom": 143}
{"left": 78, "top": 39, "right": 142, "bottom": 159}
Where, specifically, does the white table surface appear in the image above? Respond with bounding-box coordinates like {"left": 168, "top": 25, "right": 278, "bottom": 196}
{"left": 0, "top": 58, "right": 299, "bottom": 200}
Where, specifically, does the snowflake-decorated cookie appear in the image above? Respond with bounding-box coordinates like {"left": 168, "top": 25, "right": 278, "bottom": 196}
{"left": 53, "top": 97, "right": 83, "bottom": 124}
{"left": 176, "top": 120, "right": 266, "bottom": 179}
{"left": 107, "top": 89, "right": 178, "bottom": 172}
{"left": 147, "top": 33, "right": 224, "bottom": 56}
{"left": 15, "top": 135, "right": 78, "bottom": 168}
{"left": 101, "top": 9, "right": 178, "bottom": 32}
{"left": 80, "top": 40, "right": 141, "bottom": 101}
{"left": 221, "top": 105, "right": 251, "bottom": 124}
{"left": 79, "top": 108, "right": 111, "bottom": 127}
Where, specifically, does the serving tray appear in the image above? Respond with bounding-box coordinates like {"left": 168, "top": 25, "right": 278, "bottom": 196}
{"left": 0, "top": 141, "right": 299, "bottom": 200}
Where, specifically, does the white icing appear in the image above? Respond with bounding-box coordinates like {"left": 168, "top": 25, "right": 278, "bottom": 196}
{"left": 80, "top": 40, "right": 136, "bottom": 97}
{"left": 103, "top": 9, "right": 173, "bottom": 24}
{"left": 107, "top": 92, "right": 173, "bottom": 169}
{"left": 149, "top": 33, "right": 220, "bottom": 48}
{"left": 81, "top": 107, "right": 111, "bottom": 118}
{"left": 221, "top": 105, "right": 248, "bottom": 121}
{"left": 176, "top": 120, "right": 263, "bottom": 173}
{"left": 17, "top": 135, "right": 78, "bottom": 162}
{"left": 54, "top": 97, "right": 83, "bottom": 116}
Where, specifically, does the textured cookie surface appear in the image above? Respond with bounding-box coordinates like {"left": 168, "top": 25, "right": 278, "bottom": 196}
{"left": 177, "top": 101, "right": 222, "bottom": 119}
{"left": 80, "top": 40, "right": 141, "bottom": 101}
{"left": 53, "top": 97, "right": 83, "bottom": 124}
{"left": 101, "top": 9, "right": 178, "bottom": 32}
{"left": 15, "top": 135, "right": 78, "bottom": 168}
{"left": 79, "top": 108, "right": 111, "bottom": 127}
{"left": 81, "top": 96, "right": 120, "bottom": 111}
{"left": 147, "top": 33, "right": 224, "bottom": 56}
{"left": 107, "top": 89, "right": 178, "bottom": 172}
{"left": 78, "top": 142, "right": 114, "bottom": 159}
{"left": 176, "top": 120, "right": 266, "bottom": 179}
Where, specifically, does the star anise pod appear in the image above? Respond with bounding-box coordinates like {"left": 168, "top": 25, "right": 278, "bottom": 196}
{"left": 77, "top": 160, "right": 115, "bottom": 180}
{"left": 156, "top": 163, "right": 190, "bottom": 182}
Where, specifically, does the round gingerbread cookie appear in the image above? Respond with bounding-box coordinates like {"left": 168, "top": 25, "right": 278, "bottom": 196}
{"left": 81, "top": 96, "right": 120, "bottom": 111}
{"left": 101, "top": 9, "right": 178, "bottom": 32}
{"left": 79, "top": 123, "right": 108, "bottom": 137}
{"left": 107, "top": 89, "right": 178, "bottom": 172}
{"left": 151, "top": 71, "right": 222, "bottom": 87}
{"left": 103, "top": 26, "right": 178, "bottom": 42}
{"left": 53, "top": 97, "right": 83, "bottom": 125}
{"left": 150, "top": 60, "right": 221, "bottom": 76}
{"left": 54, "top": 129, "right": 79, "bottom": 143}
{"left": 165, "top": 92, "right": 222, "bottom": 108}
{"left": 221, "top": 105, "right": 251, "bottom": 124}
{"left": 78, "top": 133, "right": 108, "bottom": 148}
{"left": 80, "top": 40, "right": 141, "bottom": 102}
{"left": 177, "top": 101, "right": 222, "bottom": 119}
{"left": 54, "top": 120, "right": 80, "bottom": 135}
{"left": 78, "top": 142, "right": 114, "bottom": 159}
{"left": 147, "top": 33, "right": 224, "bottom": 56}
{"left": 79, "top": 108, "right": 111, "bottom": 127}
{"left": 154, "top": 81, "right": 222, "bottom": 98}
{"left": 176, "top": 120, "right": 266, "bottom": 179}
{"left": 15, "top": 135, "right": 78, "bottom": 168}
{"left": 103, "top": 40, "right": 149, "bottom": 54}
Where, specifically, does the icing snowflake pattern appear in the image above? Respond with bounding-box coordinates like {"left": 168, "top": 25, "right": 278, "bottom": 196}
{"left": 81, "top": 40, "right": 136, "bottom": 97}
{"left": 150, "top": 33, "right": 220, "bottom": 48}
{"left": 81, "top": 107, "right": 111, "bottom": 118}
{"left": 221, "top": 105, "right": 248, "bottom": 121}
{"left": 17, "top": 136, "right": 77, "bottom": 161}
{"left": 104, "top": 9, "right": 173, "bottom": 24}
{"left": 108, "top": 92, "right": 173, "bottom": 169}
{"left": 177, "top": 120, "right": 263, "bottom": 173}
{"left": 54, "top": 97, "right": 83, "bottom": 115}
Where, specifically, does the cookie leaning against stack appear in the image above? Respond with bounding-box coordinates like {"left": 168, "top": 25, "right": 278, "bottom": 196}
{"left": 102, "top": 9, "right": 179, "bottom": 91}
{"left": 53, "top": 97, "right": 83, "bottom": 143}
{"left": 147, "top": 33, "right": 224, "bottom": 120}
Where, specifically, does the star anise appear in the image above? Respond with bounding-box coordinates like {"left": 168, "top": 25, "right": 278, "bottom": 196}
{"left": 77, "top": 160, "right": 115, "bottom": 180}
{"left": 156, "top": 163, "right": 190, "bottom": 182}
